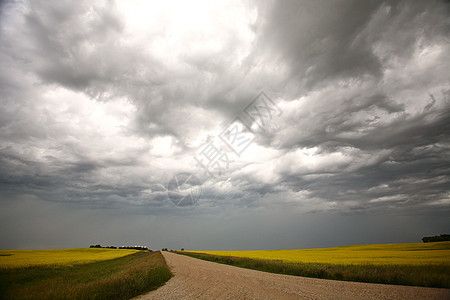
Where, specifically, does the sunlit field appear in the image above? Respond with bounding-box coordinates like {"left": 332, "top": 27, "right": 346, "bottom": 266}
{"left": 190, "top": 242, "right": 450, "bottom": 265}
{"left": 0, "top": 248, "right": 139, "bottom": 268}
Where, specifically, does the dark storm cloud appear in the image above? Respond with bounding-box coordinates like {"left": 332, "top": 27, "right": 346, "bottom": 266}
{"left": 233, "top": 0, "right": 449, "bottom": 215}
{"left": 252, "top": 0, "right": 383, "bottom": 88}
{"left": 25, "top": 0, "right": 125, "bottom": 90}
{"left": 16, "top": 0, "right": 260, "bottom": 141}
{"left": 251, "top": 0, "right": 450, "bottom": 92}
{"left": 277, "top": 93, "right": 449, "bottom": 151}
{"left": 0, "top": 0, "right": 449, "bottom": 249}
{"left": 263, "top": 95, "right": 450, "bottom": 212}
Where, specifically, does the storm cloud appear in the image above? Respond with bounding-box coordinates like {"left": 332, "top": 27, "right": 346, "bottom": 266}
{"left": 0, "top": 0, "right": 449, "bottom": 250}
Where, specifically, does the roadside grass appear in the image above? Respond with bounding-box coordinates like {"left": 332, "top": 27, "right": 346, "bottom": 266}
{"left": 179, "top": 250, "right": 450, "bottom": 288}
{"left": 0, "top": 251, "right": 173, "bottom": 300}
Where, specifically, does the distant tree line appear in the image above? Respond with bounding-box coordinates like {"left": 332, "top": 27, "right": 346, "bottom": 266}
{"left": 89, "top": 244, "right": 150, "bottom": 251}
{"left": 161, "top": 248, "right": 184, "bottom": 251}
{"left": 422, "top": 234, "right": 450, "bottom": 243}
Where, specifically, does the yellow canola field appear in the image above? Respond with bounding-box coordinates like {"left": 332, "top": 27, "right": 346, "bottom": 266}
{"left": 192, "top": 242, "right": 450, "bottom": 265}
{"left": 0, "top": 248, "right": 139, "bottom": 268}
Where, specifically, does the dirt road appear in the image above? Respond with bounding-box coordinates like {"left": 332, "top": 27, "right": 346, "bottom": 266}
{"left": 137, "top": 251, "right": 449, "bottom": 299}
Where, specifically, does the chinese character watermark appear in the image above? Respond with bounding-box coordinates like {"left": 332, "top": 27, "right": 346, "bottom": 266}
{"left": 194, "top": 140, "right": 232, "bottom": 179}
{"left": 219, "top": 118, "right": 254, "bottom": 157}
{"left": 167, "top": 91, "right": 282, "bottom": 206}
{"left": 244, "top": 91, "right": 282, "bottom": 131}
{"left": 167, "top": 173, "right": 202, "bottom": 206}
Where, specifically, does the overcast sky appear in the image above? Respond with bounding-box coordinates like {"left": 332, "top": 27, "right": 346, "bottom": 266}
{"left": 0, "top": 0, "right": 449, "bottom": 250}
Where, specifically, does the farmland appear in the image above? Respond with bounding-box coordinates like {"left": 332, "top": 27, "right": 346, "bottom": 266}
{"left": 181, "top": 242, "right": 450, "bottom": 288}
{"left": 189, "top": 242, "right": 450, "bottom": 265}
{"left": 0, "top": 249, "right": 172, "bottom": 299}
{"left": 0, "top": 248, "right": 139, "bottom": 268}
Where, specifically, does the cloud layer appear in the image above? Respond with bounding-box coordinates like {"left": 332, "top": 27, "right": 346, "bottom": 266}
{"left": 0, "top": 0, "right": 449, "bottom": 249}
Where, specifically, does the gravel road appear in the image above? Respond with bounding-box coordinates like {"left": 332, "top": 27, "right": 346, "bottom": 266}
{"left": 136, "top": 251, "right": 449, "bottom": 299}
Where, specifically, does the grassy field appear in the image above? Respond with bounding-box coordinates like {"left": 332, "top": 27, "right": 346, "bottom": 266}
{"left": 0, "top": 248, "right": 139, "bottom": 268}
{"left": 0, "top": 250, "right": 172, "bottom": 299}
{"left": 189, "top": 242, "right": 450, "bottom": 265}
{"left": 181, "top": 242, "right": 450, "bottom": 288}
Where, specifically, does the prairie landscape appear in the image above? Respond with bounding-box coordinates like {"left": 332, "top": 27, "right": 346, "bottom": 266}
{"left": 0, "top": 249, "right": 172, "bottom": 299}
{"left": 1, "top": 0, "right": 450, "bottom": 299}
{"left": 189, "top": 242, "right": 450, "bottom": 265}
{"left": 141, "top": 250, "right": 450, "bottom": 299}
{"left": 0, "top": 248, "right": 139, "bottom": 268}
{"left": 2, "top": 243, "right": 449, "bottom": 300}
{"left": 181, "top": 242, "right": 450, "bottom": 288}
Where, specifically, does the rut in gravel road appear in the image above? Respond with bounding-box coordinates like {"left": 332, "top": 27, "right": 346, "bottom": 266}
{"left": 136, "top": 251, "right": 450, "bottom": 300}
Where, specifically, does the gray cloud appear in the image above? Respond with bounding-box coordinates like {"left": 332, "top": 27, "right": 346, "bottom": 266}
{"left": 0, "top": 0, "right": 449, "bottom": 250}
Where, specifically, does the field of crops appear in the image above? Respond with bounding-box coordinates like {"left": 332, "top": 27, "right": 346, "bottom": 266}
{"left": 191, "top": 242, "right": 450, "bottom": 265}
{"left": 0, "top": 250, "right": 172, "bottom": 299}
{"left": 0, "top": 248, "right": 139, "bottom": 268}
{"left": 182, "top": 242, "right": 450, "bottom": 288}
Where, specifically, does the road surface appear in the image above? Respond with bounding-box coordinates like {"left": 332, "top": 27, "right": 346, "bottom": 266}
{"left": 136, "top": 251, "right": 449, "bottom": 299}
